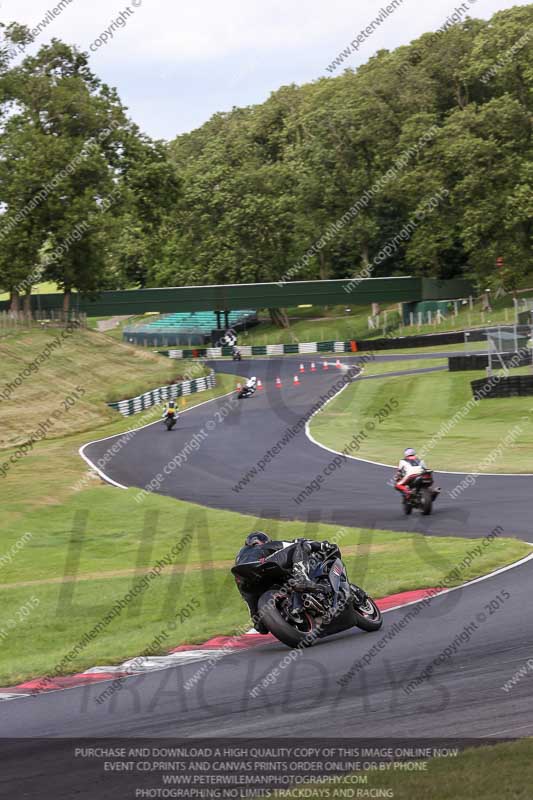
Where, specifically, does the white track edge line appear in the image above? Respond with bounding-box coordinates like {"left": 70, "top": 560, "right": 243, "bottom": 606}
{"left": 79, "top": 389, "right": 237, "bottom": 489}
{"left": 305, "top": 362, "right": 533, "bottom": 477}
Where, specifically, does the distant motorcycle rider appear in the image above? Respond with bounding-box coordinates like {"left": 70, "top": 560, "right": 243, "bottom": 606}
{"left": 394, "top": 448, "right": 427, "bottom": 498}
{"left": 233, "top": 532, "right": 341, "bottom": 633}
{"left": 162, "top": 400, "right": 178, "bottom": 420}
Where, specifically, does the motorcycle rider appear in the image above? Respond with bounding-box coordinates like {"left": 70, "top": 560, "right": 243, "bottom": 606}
{"left": 394, "top": 447, "right": 427, "bottom": 499}
{"left": 162, "top": 400, "right": 178, "bottom": 421}
{"left": 243, "top": 376, "right": 257, "bottom": 396}
{"left": 233, "top": 532, "right": 344, "bottom": 633}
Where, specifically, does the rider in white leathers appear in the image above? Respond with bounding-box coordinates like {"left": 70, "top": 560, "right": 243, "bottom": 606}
{"left": 394, "top": 448, "right": 427, "bottom": 498}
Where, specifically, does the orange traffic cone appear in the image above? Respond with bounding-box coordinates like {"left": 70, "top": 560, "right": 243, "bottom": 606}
{"left": 323, "top": 361, "right": 329, "bottom": 370}
{"left": 236, "top": 382, "right": 242, "bottom": 392}
{"left": 293, "top": 375, "right": 300, "bottom": 386}
{"left": 257, "top": 379, "right": 264, "bottom": 391}
{"left": 311, "top": 362, "right": 317, "bottom": 372}
{"left": 276, "top": 377, "right": 282, "bottom": 389}
{"left": 335, "top": 359, "right": 342, "bottom": 369}
{"left": 299, "top": 363, "right": 305, "bottom": 373}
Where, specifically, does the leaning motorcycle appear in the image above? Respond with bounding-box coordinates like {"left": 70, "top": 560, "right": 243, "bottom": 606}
{"left": 238, "top": 382, "right": 257, "bottom": 399}
{"left": 402, "top": 470, "right": 440, "bottom": 516}
{"left": 232, "top": 546, "right": 382, "bottom": 648}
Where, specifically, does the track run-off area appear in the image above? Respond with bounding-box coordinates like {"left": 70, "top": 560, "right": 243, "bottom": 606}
{"left": 2, "top": 352, "right": 533, "bottom": 765}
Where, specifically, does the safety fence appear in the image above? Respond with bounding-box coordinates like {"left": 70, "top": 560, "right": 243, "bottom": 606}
{"left": 107, "top": 371, "right": 216, "bottom": 416}
{"left": 0, "top": 309, "right": 87, "bottom": 331}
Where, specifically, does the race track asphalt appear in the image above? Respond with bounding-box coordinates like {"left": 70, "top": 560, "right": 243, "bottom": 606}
{"left": 1, "top": 352, "right": 532, "bottom": 798}
{"left": 82, "top": 353, "right": 532, "bottom": 540}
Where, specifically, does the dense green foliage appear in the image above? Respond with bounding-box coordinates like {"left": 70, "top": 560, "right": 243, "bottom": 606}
{"left": 0, "top": 31, "right": 177, "bottom": 309}
{"left": 0, "top": 6, "right": 531, "bottom": 310}
{"left": 164, "top": 5, "right": 532, "bottom": 292}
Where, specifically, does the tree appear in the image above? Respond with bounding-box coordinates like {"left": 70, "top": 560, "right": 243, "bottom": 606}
{"left": 0, "top": 39, "right": 137, "bottom": 310}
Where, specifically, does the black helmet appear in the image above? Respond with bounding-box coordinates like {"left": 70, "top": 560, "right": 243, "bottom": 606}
{"left": 245, "top": 531, "right": 270, "bottom": 547}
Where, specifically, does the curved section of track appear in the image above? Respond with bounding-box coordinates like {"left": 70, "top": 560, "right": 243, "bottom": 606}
{"left": 83, "top": 354, "right": 532, "bottom": 540}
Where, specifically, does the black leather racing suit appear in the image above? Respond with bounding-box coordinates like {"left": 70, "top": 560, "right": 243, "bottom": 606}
{"left": 233, "top": 538, "right": 336, "bottom": 626}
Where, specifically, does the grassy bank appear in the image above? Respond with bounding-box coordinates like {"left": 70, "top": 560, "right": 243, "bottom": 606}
{"left": 0, "top": 327, "right": 207, "bottom": 448}
{"left": 312, "top": 366, "right": 533, "bottom": 473}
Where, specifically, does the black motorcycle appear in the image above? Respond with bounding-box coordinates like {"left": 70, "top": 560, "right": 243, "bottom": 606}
{"left": 164, "top": 411, "right": 177, "bottom": 431}
{"left": 232, "top": 546, "right": 382, "bottom": 648}
{"left": 402, "top": 470, "right": 440, "bottom": 516}
{"left": 232, "top": 348, "right": 243, "bottom": 361}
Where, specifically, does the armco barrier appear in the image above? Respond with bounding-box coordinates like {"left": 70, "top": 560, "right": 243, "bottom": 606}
{"left": 107, "top": 371, "right": 216, "bottom": 416}
{"left": 162, "top": 341, "right": 360, "bottom": 359}
{"left": 160, "top": 330, "right": 485, "bottom": 360}
{"left": 159, "top": 326, "right": 532, "bottom": 361}
{"left": 471, "top": 374, "right": 533, "bottom": 399}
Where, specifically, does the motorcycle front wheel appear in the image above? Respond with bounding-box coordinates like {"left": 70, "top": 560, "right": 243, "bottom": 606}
{"left": 352, "top": 595, "right": 383, "bottom": 632}
{"left": 421, "top": 487, "right": 433, "bottom": 515}
{"left": 403, "top": 499, "right": 412, "bottom": 516}
{"left": 258, "top": 590, "right": 319, "bottom": 649}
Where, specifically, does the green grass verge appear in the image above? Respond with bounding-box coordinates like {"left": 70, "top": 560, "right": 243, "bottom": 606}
{"left": 360, "top": 358, "right": 445, "bottom": 376}
{"left": 277, "top": 739, "right": 533, "bottom": 799}
{"left": 312, "top": 366, "right": 533, "bottom": 472}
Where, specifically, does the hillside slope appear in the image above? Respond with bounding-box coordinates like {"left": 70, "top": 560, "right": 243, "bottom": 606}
{"left": 0, "top": 327, "right": 202, "bottom": 448}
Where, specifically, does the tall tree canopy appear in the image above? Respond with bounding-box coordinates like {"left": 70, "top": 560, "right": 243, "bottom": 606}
{"left": 0, "top": 5, "right": 531, "bottom": 311}
{"left": 162, "top": 4, "right": 532, "bottom": 291}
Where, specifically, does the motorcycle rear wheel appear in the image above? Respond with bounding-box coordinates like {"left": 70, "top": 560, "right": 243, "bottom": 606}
{"left": 258, "top": 590, "right": 319, "bottom": 649}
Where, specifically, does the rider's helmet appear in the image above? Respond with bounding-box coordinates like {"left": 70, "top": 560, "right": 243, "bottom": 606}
{"left": 245, "top": 531, "right": 271, "bottom": 547}
{"left": 404, "top": 448, "right": 417, "bottom": 460}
